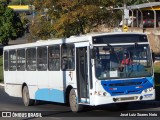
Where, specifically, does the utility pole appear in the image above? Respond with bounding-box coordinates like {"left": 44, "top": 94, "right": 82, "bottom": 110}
{"left": 123, "top": 0, "right": 129, "bottom": 32}
{"left": 123, "top": 0, "right": 128, "bottom": 26}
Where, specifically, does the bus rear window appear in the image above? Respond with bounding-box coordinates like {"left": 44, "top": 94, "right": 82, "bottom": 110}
{"left": 26, "top": 48, "right": 36, "bottom": 71}
{"left": 4, "top": 51, "right": 9, "bottom": 71}
{"left": 9, "top": 50, "right": 17, "bottom": 71}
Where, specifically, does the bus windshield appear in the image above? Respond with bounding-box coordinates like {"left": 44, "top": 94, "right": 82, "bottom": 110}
{"left": 94, "top": 44, "right": 153, "bottom": 80}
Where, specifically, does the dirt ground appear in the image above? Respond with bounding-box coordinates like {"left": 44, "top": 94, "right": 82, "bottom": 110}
{"left": 155, "top": 62, "right": 160, "bottom": 66}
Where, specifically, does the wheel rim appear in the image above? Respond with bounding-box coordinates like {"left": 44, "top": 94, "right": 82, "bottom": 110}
{"left": 23, "top": 87, "right": 29, "bottom": 106}
{"left": 70, "top": 93, "right": 77, "bottom": 111}
{"left": 71, "top": 94, "right": 76, "bottom": 106}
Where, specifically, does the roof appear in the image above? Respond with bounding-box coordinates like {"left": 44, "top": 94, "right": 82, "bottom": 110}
{"left": 115, "top": 2, "right": 160, "bottom": 10}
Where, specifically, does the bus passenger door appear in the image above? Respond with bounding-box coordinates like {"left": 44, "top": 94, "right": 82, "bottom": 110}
{"left": 76, "top": 47, "right": 90, "bottom": 103}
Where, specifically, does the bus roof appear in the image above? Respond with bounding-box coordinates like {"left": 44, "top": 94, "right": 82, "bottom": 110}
{"left": 4, "top": 32, "right": 146, "bottom": 50}
{"left": 86, "top": 32, "right": 146, "bottom": 37}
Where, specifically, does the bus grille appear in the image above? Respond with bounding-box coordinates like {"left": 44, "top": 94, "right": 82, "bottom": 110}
{"left": 117, "top": 96, "right": 138, "bottom": 101}
{"left": 112, "top": 90, "right": 140, "bottom": 95}
{"left": 109, "top": 82, "right": 142, "bottom": 86}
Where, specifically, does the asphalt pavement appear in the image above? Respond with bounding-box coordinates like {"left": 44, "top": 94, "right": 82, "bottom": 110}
{"left": 0, "top": 85, "right": 160, "bottom": 119}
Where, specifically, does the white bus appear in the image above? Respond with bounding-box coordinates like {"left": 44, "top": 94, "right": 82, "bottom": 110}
{"left": 3, "top": 32, "right": 155, "bottom": 112}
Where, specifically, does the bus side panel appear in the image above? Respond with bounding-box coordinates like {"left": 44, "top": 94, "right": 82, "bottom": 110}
{"left": 23, "top": 71, "right": 38, "bottom": 99}
{"left": 35, "top": 71, "right": 65, "bottom": 103}
{"left": 4, "top": 71, "right": 22, "bottom": 97}
{"left": 5, "top": 84, "right": 22, "bottom": 97}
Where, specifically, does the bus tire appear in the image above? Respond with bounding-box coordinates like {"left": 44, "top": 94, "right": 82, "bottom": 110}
{"left": 69, "top": 89, "right": 83, "bottom": 113}
{"left": 22, "top": 86, "right": 34, "bottom": 106}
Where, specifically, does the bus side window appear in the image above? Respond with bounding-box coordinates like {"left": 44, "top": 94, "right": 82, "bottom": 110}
{"left": 61, "top": 44, "right": 75, "bottom": 71}
{"left": 26, "top": 48, "right": 36, "bottom": 71}
{"left": 48, "top": 45, "right": 60, "bottom": 71}
{"left": 37, "top": 46, "right": 47, "bottom": 71}
{"left": 4, "top": 51, "right": 9, "bottom": 71}
{"left": 9, "top": 50, "right": 17, "bottom": 71}
{"left": 17, "top": 49, "right": 25, "bottom": 71}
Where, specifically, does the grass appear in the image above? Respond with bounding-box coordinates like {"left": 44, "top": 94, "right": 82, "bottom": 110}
{"left": 0, "top": 55, "right": 3, "bottom": 83}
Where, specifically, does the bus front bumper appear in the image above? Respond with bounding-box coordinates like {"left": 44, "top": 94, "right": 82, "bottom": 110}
{"left": 94, "top": 89, "right": 155, "bottom": 106}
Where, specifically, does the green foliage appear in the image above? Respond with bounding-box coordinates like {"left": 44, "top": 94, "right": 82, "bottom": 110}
{"left": 20, "top": 13, "right": 29, "bottom": 23}
{"left": 52, "top": 0, "right": 121, "bottom": 38}
{"left": 30, "top": 0, "right": 158, "bottom": 40}
{"left": 0, "top": 0, "right": 10, "bottom": 4}
{"left": 30, "top": 0, "right": 121, "bottom": 39}
{"left": 9, "top": 0, "right": 32, "bottom": 5}
{"left": 114, "top": 0, "right": 156, "bottom": 7}
{"left": 0, "top": 3, "right": 24, "bottom": 45}
{"left": 30, "top": 20, "right": 52, "bottom": 40}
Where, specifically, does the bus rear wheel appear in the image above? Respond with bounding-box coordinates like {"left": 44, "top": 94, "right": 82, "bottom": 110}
{"left": 22, "top": 86, "right": 35, "bottom": 106}
{"left": 69, "top": 89, "right": 83, "bottom": 113}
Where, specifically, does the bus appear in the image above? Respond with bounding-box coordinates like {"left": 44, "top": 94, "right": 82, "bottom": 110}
{"left": 3, "top": 32, "right": 155, "bottom": 112}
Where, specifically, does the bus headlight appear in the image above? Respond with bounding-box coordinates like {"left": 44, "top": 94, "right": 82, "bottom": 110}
{"left": 144, "top": 87, "right": 153, "bottom": 93}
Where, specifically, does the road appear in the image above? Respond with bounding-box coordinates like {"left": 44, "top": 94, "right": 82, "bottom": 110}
{"left": 8, "top": 33, "right": 29, "bottom": 45}
{"left": 0, "top": 86, "right": 160, "bottom": 120}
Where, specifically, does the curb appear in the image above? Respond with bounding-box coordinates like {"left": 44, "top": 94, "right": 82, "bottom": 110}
{"left": 136, "top": 101, "right": 160, "bottom": 105}
{"left": 0, "top": 83, "right": 4, "bottom": 87}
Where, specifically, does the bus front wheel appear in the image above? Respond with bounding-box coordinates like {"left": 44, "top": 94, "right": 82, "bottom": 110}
{"left": 22, "top": 86, "right": 35, "bottom": 106}
{"left": 69, "top": 89, "right": 83, "bottom": 113}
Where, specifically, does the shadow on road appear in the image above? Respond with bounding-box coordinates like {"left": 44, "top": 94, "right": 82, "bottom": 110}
{"left": 27, "top": 101, "right": 160, "bottom": 117}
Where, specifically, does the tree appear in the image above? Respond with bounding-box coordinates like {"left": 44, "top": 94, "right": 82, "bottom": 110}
{"left": 31, "top": 0, "right": 159, "bottom": 40}
{"left": 30, "top": 0, "right": 121, "bottom": 39}
{"left": 0, "top": 1, "right": 24, "bottom": 45}
{"left": 0, "top": 0, "right": 10, "bottom": 4}
{"left": 115, "top": 0, "right": 156, "bottom": 6}
{"left": 9, "top": 0, "right": 31, "bottom": 5}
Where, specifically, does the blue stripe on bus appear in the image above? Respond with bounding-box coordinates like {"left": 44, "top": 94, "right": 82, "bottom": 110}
{"left": 35, "top": 89, "right": 65, "bottom": 103}
{"left": 146, "top": 77, "right": 154, "bottom": 85}
{"left": 101, "top": 77, "right": 153, "bottom": 96}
